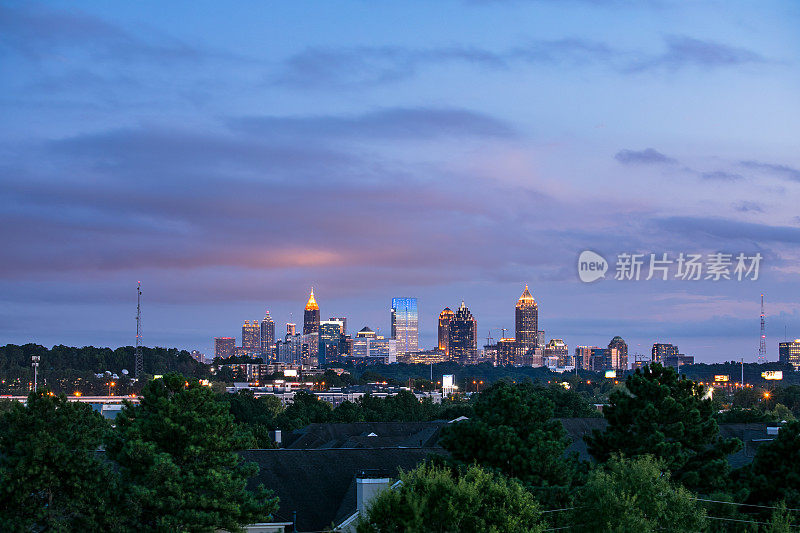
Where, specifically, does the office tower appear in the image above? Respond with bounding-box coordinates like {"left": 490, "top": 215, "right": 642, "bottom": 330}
{"left": 537, "top": 330, "right": 546, "bottom": 352}
{"left": 303, "top": 288, "right": 320, "bottom": 335}
{"left": 241, "top": 320, "right": 260, "bottom": 352}
{"left": 302, "top": 332, "right": 319, "bottom": 366}
{"left": 391, "top": 297, "right": 419, "bottom": 356}
{"left": 652, "top": 343, "right": 679, "bottom": 364}
{"left": 449, "top": 301, "right": 478, "bottom": 365}
{"left": 357, "top": 327, "right": 377, "bottom": 339}
{"left": 515, "top": 285, "right": 538, "bottom": 354}
{"left": 319, "top": 320, "right": 343, "bottom": 366}
{"left": 277, "top": 333, "right": 302, "bottom": 365}
{"left": 329, "top": 317, "right": 347, "bottom": 335}
{"left": 779, "top": 339, "right": 800, "bottom": 370}
{"left": 352, "top": 335, "right": 397, "bottom": 364}
{"left": 496, "top": 337, "right": 517, "bottom": 366}
{"left": 287, "top": 322, "right": 296, "bottom": 336}
{"left": 574, "top": 346, "right": 597, "bottom": 371}
{"left": 590, "top": 348, "right": 608, "bottom": 372}
{"left": 260, "top": 311, "right": 275, "bottom": 354}
{"left": 608, "top": 336, "right": 629, "bottom": 371}
{"left": 544, "top": 339, "right": 569, "bottom": 366}
{"left": 438, "top": 308, "right": 454, "bottom": 357}
{"left": 214, "top": 337, "right": 235, "bottom": 359}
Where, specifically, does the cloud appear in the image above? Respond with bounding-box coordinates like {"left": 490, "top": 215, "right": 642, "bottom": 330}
{"left": 701, "top": 170, "right": 744, "bottom": 181}
{"left": 655, "top": 216, "right": 800, "bottom": 245}
{"left": 733, "top": 201, "right": 763, "bottom": 213}
{"left": 626, "top": 35, "right": 768, "bottom": 72}
{"left": 740, "top": 160, "right": 800, "bottom": 182}
{"left": 229, "top": 107, "right": 518, "bottom": 140}
{"left": 614, "top": 148, "right": 676, "bottom": 165}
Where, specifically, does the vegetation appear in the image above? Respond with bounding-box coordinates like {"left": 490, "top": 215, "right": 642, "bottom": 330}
{"left": 0, "top": 391, "right": 121, "bottom": 532}
{"left": 355, "top": 463, "right": 545, "bottom": 533}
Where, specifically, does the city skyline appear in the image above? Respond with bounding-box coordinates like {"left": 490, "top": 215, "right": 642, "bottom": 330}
{"left": 1, "top": 2, "right": 799, "bottom": 361}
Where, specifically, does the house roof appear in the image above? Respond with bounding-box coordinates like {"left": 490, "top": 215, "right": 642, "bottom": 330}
{"left": 242, "top": 448, "right": 445, "bottom": 532}
{"left": 283, "top": 421, "right": 447, "bottom": 449}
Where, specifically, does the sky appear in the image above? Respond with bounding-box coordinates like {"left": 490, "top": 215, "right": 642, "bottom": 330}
{"left": 1, "top": 0, "right": 799, "bottom": 363}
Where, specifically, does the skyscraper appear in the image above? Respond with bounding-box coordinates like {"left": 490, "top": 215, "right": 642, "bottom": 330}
{"left": 303, "top": 288, "right": 320, "bottom": 335}
{"left": 779, "top": 339, "right": 800, "bottom": 370}
{"left": 241, "top": 320, "right": 260, "bottom": 352}
{"left": 608, "top": 336, "right": 629, "bottom": 371}
{"left": 391, "top": 297, "right": 419, "bottom": 356}
{"left": 260, "top": 311, "right": 275, "bottom": 354}
{"left": 287, "top": 322, "right": 296, "bottom": 336}
{"left": 319, "top": 320, "right": 343, "bottom": 366}
{"left": 652, "top": 343, "right": 679, "bottom": 364}
{"left": 438, "top": 307, "right": 454, "bottom": 357}
{"left": 515, "top": 285, "right": 538, "bottom": 355}
{"left": 329, "top": 317, "right": 347, "bottom": 335}
{"left": 214, "top": 337, "right": 235, "bottom": 359}
{"left": 449, "top": 301, "right": 478, "bottom": 365}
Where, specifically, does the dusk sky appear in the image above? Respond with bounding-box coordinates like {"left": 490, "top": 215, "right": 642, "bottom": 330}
{"left": 2, "top": 1, "right": 799, "bottom": 363}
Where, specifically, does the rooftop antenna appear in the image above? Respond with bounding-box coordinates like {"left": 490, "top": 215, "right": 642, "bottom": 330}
{"left": 135, "top": 281, "right": 143, "bottom": 379}
{"left": 758, "top": 294, "right": 766, "bottom": 364}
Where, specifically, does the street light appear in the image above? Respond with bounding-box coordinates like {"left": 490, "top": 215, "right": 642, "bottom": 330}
{"left": 108, "top": 381, "right": 116, "bottom": 396}
{"left": 31, "top": 356, "right": 40, "bottom": 391}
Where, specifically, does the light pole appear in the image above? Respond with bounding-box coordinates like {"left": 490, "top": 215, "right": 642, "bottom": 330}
{"left": 108, "top": 381, "right": 115, "bottom": 396}
{"left": 31, "top": 356, "right": 40, "bottom": 391}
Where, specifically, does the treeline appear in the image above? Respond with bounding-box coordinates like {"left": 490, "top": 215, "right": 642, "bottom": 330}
{"left": 0, "top": 344, "right": 209, "bottom": 392}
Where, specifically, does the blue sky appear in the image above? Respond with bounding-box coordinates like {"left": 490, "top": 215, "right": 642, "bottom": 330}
{"left": 1, "top": 0, "right": 799, "bottom": 362}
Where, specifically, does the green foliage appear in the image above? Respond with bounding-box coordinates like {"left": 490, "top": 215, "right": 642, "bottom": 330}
{"left": 586, "top": 364, "right": 741, "bottom": 493}
{"left": 222, "top": 389, "right": 284, "bottom": 428}
{"left": 107, "top": 374, "right": 277, "bottom": 531}
{"left": 745, "top": 421, "right": 800, "bottom": 510}
{"left": 573, "top": 455, "right": 707, "bottom": 533}
{"left": 277, "top": 390, "right": 333, "bottom": 429}
{"left": 355, "top": 463, "right": 544, "bottom": 533}
{"left": 533, "top": 382, "right": 602, "bottom": 418}
{"left": 0, "top": 390, "right": 121, "bottom": 532}
{"left": 439, "top": 381, "right": 576, "bottom": 501}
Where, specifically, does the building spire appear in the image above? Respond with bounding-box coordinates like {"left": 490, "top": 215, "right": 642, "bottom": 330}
{"left": 305, "top": 287, "right": 319, "bottom": 311}
{"left": 517, "top": 284, "right": 535, "bottom": 306}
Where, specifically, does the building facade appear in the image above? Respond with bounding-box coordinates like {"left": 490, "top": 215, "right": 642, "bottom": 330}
{"left": 438, "top": 308, "right": 454, "bottom": 358}
{"left": 779, "top": 340, "right": 800, "bottom": 370}
{"left": 391, "top": 297, "right": 419, "bottom": 356}
{"left": 261, "top": 311, "right": 276, "bottom": 354}
{"left": 319, "top": 320, "right": 343, "bottom": 366}
{"left": 303, "top": 288, "right": 320, "bottom": 335}
{"left": 242, "top": 320, "right": 261, "bottom": 352}
{"left": 652, "top": 343, "right": 679, "bottom": 364}
{"left": 214, "top": 337, "right": 235, "bottom": 359}
{"left": 496, "top": 338, "right": 517, "bottom": 366}
{"left": 608, "top": 336, "right": 629, "bottom": 371}
{"left": 515, "top": 285, "right": 538, "bottom": 354}
{"left": 544, "top": 339, "right": 569, "bottom": 366}
{"left": 449, "top": 302, "right": 478, "bottom": 365}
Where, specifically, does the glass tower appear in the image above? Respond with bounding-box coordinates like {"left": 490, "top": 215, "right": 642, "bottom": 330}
{"left": 391, "top": 297, "right": 419, "bottom": 355}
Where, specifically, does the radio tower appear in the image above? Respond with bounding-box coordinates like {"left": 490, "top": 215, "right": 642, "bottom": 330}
{"left": 758, "top": 294, "right": 766, "bottom": 364}
{"left": 135, "top": 281, "right": 143, "bottom": 379}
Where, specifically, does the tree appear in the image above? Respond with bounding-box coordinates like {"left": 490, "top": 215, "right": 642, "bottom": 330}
{"left": 439, "top": 382, "right": 576, "bottom": 504}
{"left": 277, "top": 390, "right": 332, "bottom": 429}
{"left": 573, "top": 455, "right": 706, "bottom": 533}
{"left": 107, "top": 374, "right": 277, "bottom": 531}
{"left": 355, "top": 463, "right": 544, "bottom": 533}
{"left": 745, "top": 420, "right": 800, "bottom": 510}
{"left": 586, "top": 364, "right": 741, "bottom": 493}
{"left": 332, "top": 400, "right": 365, "bottom": 422}
{"left": 0, "top": 390, "right": 121, "bottom": 532}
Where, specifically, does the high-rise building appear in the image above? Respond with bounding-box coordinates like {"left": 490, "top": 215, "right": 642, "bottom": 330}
{"left": 352, "top": 335, "right": 397, "bottom": 364}
{"left": 242, "top": 320, "right": 260, "bottom": 352}
{"left": 303, "top": 288, "right": 320, "bottom": 335}
{"left": 779, "top": 340, "right": 800, "bottom": 370}
{"left": 357, "top": 327, "right": 377, "bottom": 339}
{"left": 515, "top": 285, "right": 538, "bottom": 354}
{"left": 652, "top": 343, "right": 679, "bottom": 364}
{"left": 214, "top": 337, "right": 235, "bottom": 359}
{"left": 319, "top": 320, "right": 342, "bottom": 366}
{"left": 450, "top": 301, "right": 478, "bottom": 365}
{"left": 391, "top": 297, "right": 419, "bottom": 356}
{"left": 438, "top": 308, "right": 454, "bottom": 358}
{"left": 287, "top": 322, "right": 296, "bottom": 336}
{"left": 608, "top": 336, "right": 629, "bottom": 371}
{"left": 544, "top": 339, "right": 569, "bottom": 366}
{"left": 329, "top": 317, "right": 347, "bottom": 335}
{"left": 537, "top": 330, "right": 546, "bottom": 352}
{"left": 574, "top": 346, "right": 598, "bottom": 371}
{"left": 276, "top": 333, "right": 302, "bottom": 365}
{"left": 260, "top": 311, "right": 275, "bottom": 354}
{"left": 496, "top": 338, "right": 517, "bottom": 366}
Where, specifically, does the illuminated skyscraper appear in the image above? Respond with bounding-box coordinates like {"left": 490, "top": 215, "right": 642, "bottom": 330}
{"left": 286, "top": 322, "right": 296, "bottom": 336}
{"left": 242, "top": 320, "right": 260, "bottom": 352}
{"left": 303, "top": 288, "right": 320, "bottom": 335}
{"left": 608, "top": 336, "right": 629, "bottom": 371}
{"left": 260, "top": 311, "right": 275, "bottom": 354}
{"left": 391, "top": 297, "right": 419, "bottom": 356}
{"left": 515, "top": 285, "right": 538, "bottom": 354}
{"left": 449, "top": 301, "right": 478, "bottom": 365}
{"left": 319, "top": 320, "right": 342, "bottom": 366}
{"left": 652, "top": 343, "right": 678, "bottom": 364}
{"left": 438, "top": 307, "right": 454, "bottom": 357}
{"left": 214, "top": 337, "right": 235, "bottom": 359}
{"left": 779, "top": 340, "right": 800, "bottom": 371}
